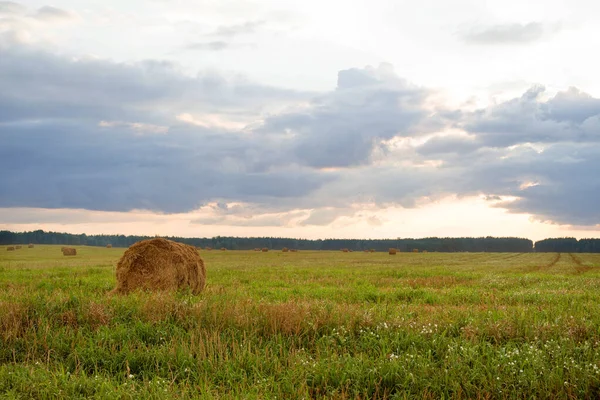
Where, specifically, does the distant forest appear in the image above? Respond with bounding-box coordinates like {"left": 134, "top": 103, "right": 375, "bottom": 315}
{"left": 2, "top": 229, "right": 598, "bottom": 252}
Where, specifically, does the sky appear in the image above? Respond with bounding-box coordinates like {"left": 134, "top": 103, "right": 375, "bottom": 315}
{"left": 1, "top": 0, "right": 600, "bottom": 241}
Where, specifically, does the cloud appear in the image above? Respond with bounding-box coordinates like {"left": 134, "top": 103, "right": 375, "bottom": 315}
{"left": 209, "top": 20, "right": 265, "bottom": 38}
{"left": 184, "top": 41, "right": 255, "bottom": 51}
{"left": 99, "top": 120, "right": 169, "bottom": 135}
{"left": 0, "top": 1, "right": 25, "bottom": 15}
{"left": 416, "top": 134, "right": 480, "bottom": 155}
{"left": 460, "top": 22, "right": 561, "bottom": 45}
{"left": 34, "top": 5, "right": 78, "bottom": 22}
{"left": 3, "top": 39, "right": 600, "bottom": 227}
{"left": 298, "top": 208, "right": 355, "bottom": 226}
{"left": 258, "top": 63, "right": 445, "bottom": 168}
{"left": 0, "top": 43, "right": 308, "bottom": 125}
{"left": 191, "top": 210, "right": 306, "bottom": 227}
{"left": 467, "top": 143, "right": 600, "bottom": 225}
{"left": 460, "top": 85, "right": 600, "bottom": 148}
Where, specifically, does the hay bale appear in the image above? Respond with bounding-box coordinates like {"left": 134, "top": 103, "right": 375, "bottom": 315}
{"left": 412, "top": 249, "right": 419, "bottom": 253}
{"left": 28, "top": 244, "right": 34, "bottom": 248}
{"left": 6, "top": 246, "right": 15, "bottom": 251}
{"left": 282, "top": 247, "right": 289, "bottom": 252}
{"left": 220, "top": 247, "right": 226, "bottom": 251}
{"left": 262, "top": 248, "right": 269, "bottom": 252}
{"left": 389, "top": 248, "right": 397, "bottom": 255}
{"left": 342, "top": 248, "right": 349, "bottom": 253}
{"left": 254, "top": 248, "right": 261, "bottom": 251}
{"left": 290, "top": 249, "right": 298, "bottom": 252}
{"left": 205, "top": 247, "right": 213, "bottom": 251}
{"left": 15, "top": 245, "right": 22, "bottom": 249}
{"left": 113, "top": 238, "right": 206, "bottom": 295}
{"left": 369, "top": 249, "right": 375, "bottom": 253}
{"left": 422, "top": 250, "right": 428, "bottom": 253}
{"left": 106, "top": 244, "right": 112, "bottom": 248}
{"left": 62, "top": 247, "right": 77, "bottom": 256}
{"left": 363, "top": 250, "right": 369, "bottom": 253}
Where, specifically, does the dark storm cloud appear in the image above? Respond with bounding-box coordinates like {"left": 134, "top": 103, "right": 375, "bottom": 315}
{"left": 0, "top": 121, "right": 330, "bottom": 213}
{"left": 459, "top": 85, "right": 600, "bottom": 148}
{"left": 0, "top": 44, "right": 308, "bottom": 125}
{"left": 458, "top": 143, "right": 600, "bottom": 225}
{"left": 259, "top": 63, "right": 445, "bottom": 167}
{"left": 460, "top": 22, "right": 561, "bottom": 45}
{"left": 3, "top": 39, "right": 600, "bottom": 227}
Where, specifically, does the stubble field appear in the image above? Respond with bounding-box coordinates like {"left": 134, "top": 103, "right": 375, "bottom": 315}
{"left": 1, "top": 246, "right": 600, "bottom": 399}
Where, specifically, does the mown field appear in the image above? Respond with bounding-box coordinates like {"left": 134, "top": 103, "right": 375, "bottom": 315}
{"left": 1, "top": 246, "right": 600, "bottom": 399}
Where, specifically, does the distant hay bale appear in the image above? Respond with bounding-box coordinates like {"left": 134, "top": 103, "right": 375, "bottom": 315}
{"left": 389, "top": 248, "right": 397, "bottom": 255}
{"left": 112, "top": 238, "right": 206, "bottom": 295}
{"left": 413, "top": 249, "right": 419, "bottom": 253}
{"left": 254, "top": 248, "right": 261, "bottom": 251}
{"left": 282, "top": 247, "right": 289, "bottom": 252}
{"left": 363, "top": 250, "right": 369, "bottom": 252}
{"left": 205, "top": 247, "right": 213, "bottom": 251}
{"left": 290, "top": 249, "right": 298, "bottom": 252}
{"left": 220, "top": 247, "right": 227, "bottom": 251}
{"left": 62, "top": 247, "right": 77, "bottom": 256}
{"left": 6, "top": 246, "right": 15, "bottom": 251}
{"left": 342, "top": 248, "right": 349, "bottom": 253}
{"left": 106, "top": 244, "right": 112, "bottom": 248}
{"left": 28, "top": 244, "right": 34, "bottom": 248}
{"left": 369, "top": 249, "right": 375, "bottom": 253}
{"left": 15, "top": 245, "right": 22, "bottom": 249}
{"left": 422, "top": 250, "right": 428, "bottom": 253}
{"left": 262, "top": 248, "right": 269, "bottom": 252}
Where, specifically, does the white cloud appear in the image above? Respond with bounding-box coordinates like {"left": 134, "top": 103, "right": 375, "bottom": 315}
{"left": 99, "top": 120, "right": 169, "bottom": 135}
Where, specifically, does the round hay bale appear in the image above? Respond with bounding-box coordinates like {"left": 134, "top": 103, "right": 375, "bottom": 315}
{"left": 106, "top": 244, "right": 112, "bottom": 248}
{"left": 15, "top": 245, "right": 22, "bottom": 249}
{"left": 369, "top": 249, "right": 375, "bottom": 253}
{"left": 342, "top": 248, "right": 349, "bottom": 253}
{"left": 220, "top": 247, "right": 226, "bottom": 251}
{"left": 113, "top": 238, "right": 206, "bottom": 295}
{"left": 282, "top": 247, "right": 289, "bottom": 252}
{"left": 389, "top": 248, "right": 397, "bottom": 255}
{"left": 290, "top": 249, "right": 298, "bottom": 252}
{"left": 262, "top": 248, "right": 269, "bottom": 252}
{"left": 28, "top": 244, "right": 34, "bottom": 248}
{"left": 62, "top": 247, "right": 77, "bottom": 256}
{"left": 412, "top": 249, "right": 419, "bottom": 253}
{"left": 6, "top": 246, "right": 15, "bottom": 251}
{"left": 422, "top": 250, "right": 428, "bottom": 253}
{"left": 254, "top": 248, "right": 261, "bottom": 251}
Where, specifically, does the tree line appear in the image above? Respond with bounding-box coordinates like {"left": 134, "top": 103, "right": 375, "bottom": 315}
{"left": 1, "top": 230, "right": 597, "bottom": 252}
{"left": 533, "top": 238, "right": 600, "bottom": 253}
{"left": 0, "top": 229, "right": 538, "bottom": 252}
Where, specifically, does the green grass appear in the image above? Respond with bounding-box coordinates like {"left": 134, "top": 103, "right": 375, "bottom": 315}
{"left": 2, "top": 246, "right": 600, "bottom": 398}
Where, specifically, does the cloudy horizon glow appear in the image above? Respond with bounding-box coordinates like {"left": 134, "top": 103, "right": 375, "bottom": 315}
{"left": 1, "top": 0, "right": 600, "bottom": 240}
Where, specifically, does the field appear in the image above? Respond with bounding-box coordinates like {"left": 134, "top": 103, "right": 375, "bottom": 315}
{"left": 2, "top": 246, "right": 600, "bottom": 399}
